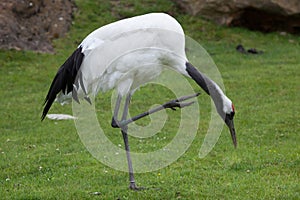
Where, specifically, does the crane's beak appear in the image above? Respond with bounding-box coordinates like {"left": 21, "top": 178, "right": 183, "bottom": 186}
{"left": 225, "top": 115, "right": 237, "bottom": 148}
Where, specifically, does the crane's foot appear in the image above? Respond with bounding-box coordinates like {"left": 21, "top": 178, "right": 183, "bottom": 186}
{"left": 129, "top": 182, "right": 145, "bottom": 191}
{"left": 162, "top": 92, "right": 200, "bottom": 110}
{"left": 162, "top": 100, "right": 195, "bottom": 110}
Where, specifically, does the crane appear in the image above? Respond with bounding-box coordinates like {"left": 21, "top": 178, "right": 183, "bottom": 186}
{"left": 42, "top": 13, "right": 237, "bottom": 190}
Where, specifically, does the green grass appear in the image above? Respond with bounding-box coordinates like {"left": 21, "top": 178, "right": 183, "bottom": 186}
{"left": 0, "top": 0, "right": 299, "bottom": 199}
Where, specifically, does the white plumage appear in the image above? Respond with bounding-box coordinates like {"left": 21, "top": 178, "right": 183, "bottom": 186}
{"left": 46, "top": 114, "right": 77, "bottom": 120}
{"left": 77, "top": 13, "right": 186, "bottom": 100}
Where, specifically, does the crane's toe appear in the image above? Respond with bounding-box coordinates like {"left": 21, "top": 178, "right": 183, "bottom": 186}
{"left": 163, "top": 100, "right": 195, "bottom": 110}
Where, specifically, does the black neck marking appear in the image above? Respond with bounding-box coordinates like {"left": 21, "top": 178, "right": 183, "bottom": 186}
{"left": 185, "top": 62, "right": 210, "bottom": 95}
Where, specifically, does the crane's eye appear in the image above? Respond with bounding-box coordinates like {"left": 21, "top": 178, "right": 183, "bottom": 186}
{"left": 226, "top": 111, "right": 235, "bottom": 120}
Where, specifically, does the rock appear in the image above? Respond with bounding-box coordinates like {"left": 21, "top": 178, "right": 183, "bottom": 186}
{"left": 12, "top": 0, "right": 42, "bottom": 18}
{"left": 0, "top": 0, "right": 76, "bottom": 53}
{"left": 173, "top": 0, "right": 300, "bottom": 34}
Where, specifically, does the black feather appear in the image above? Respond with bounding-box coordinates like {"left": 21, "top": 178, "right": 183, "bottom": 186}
{"left": 185, "top": 62, "right": 210, "bottom": 95}
{"left": 41, "top": 46, "right": 84, "bottom": 120}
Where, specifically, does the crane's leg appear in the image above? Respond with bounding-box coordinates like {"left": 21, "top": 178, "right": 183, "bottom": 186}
{"left": 112, "top": 92, "right": 200, "bottom": 128}
{"left": 110, "top": 92, "right": 199, "bottom": 190}
{"left": 111, "top": 94, "right": 122, "bottom": 127}
{"left": 119, "top": 94, "right": 141, "bottom": 190}
{"left": 111, "top": 94, "right": 139, "bottom": 189}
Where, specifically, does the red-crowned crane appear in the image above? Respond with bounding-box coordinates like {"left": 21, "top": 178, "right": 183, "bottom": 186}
{"left": 42, "top": 13, "right": 237, "bottom": 190}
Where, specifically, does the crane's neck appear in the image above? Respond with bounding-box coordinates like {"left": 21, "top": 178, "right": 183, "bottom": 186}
{"left": 185, "top": 62, "right": 230, "bottom": 119}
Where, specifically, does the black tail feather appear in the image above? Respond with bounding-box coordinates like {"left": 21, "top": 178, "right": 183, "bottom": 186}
{"left": 41, "top": 46, "right": 84, "bottom": 121}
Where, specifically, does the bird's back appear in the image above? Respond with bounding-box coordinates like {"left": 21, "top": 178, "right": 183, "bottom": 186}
{"left": 83, "top": 13, "right": 185, "bottom": 42}
{"left": 79, "top": 13, "right": 188, "bottom": 96}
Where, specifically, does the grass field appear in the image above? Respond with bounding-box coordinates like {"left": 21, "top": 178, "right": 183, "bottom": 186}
{"left": 0, "top": 0, "right": 299, "bottom": 199}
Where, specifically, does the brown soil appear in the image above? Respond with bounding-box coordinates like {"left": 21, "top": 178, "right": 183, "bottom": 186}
{"left": 0, "top": 0, "right": 76, "bottom": 53}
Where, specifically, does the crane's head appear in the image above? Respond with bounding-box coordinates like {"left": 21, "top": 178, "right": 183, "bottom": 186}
{"left": 219, "top": 96, "right": 237, "bottom": 148}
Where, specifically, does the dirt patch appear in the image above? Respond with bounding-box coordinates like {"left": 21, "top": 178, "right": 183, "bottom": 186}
{"left": 0, "top": 0, "right": 76, "bottom": 53}
{"left": 230, "top": 8, "right": 300, "bottom": 34}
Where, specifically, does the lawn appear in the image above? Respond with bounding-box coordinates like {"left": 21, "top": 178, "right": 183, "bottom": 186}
{"left": 0, "top": 0, "right": 299, "bottom": 199}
